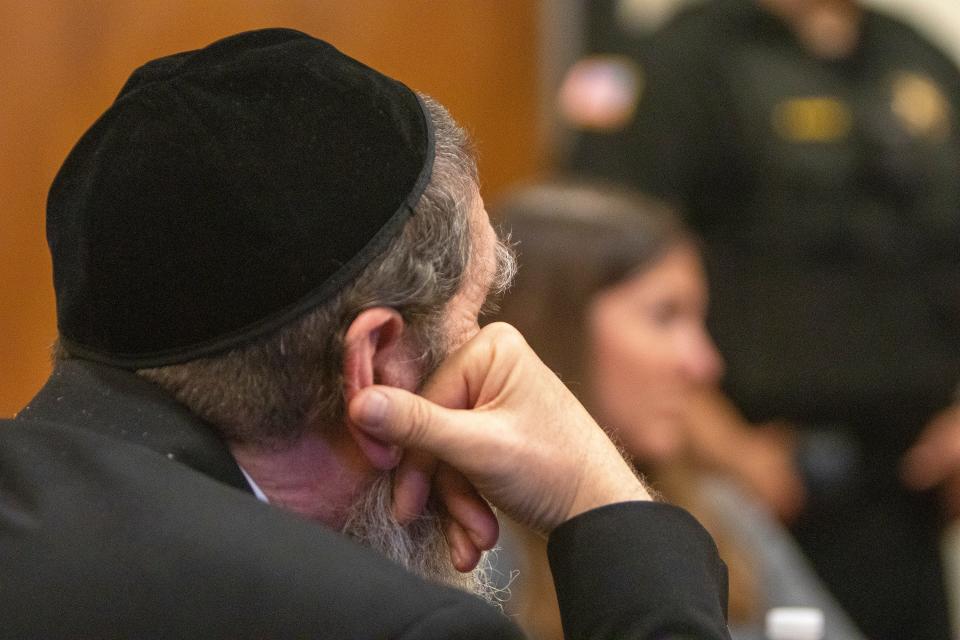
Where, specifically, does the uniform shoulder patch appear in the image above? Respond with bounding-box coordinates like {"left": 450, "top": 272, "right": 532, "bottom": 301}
{"left": 558, "top": 55, "right": 644, "bottom": 132}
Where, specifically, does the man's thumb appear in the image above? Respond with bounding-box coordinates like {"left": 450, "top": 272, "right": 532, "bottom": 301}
{"left": 349, "top": 385, "right": 459, "bottom": 454}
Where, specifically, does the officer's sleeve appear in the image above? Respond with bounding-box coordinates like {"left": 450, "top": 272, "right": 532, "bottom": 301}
{"left": 547, "top": 502, "right": 731, "bottom": 640}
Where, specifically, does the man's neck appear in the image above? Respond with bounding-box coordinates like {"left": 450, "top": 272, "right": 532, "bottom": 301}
{"left": 228, "top": 430, "right": 373, "bottom": 528}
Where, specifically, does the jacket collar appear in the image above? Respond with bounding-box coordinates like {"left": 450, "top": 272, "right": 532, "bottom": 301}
{"left": 17, "top": 359, "right": 250, "bottom": 493}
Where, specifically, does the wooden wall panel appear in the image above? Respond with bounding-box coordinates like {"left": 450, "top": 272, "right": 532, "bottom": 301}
{"left": 0, "top": 1, "right": 544, "bottom": 416}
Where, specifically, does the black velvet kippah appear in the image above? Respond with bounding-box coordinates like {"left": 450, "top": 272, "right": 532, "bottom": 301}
{"left": 47, "top": 28, "right": 434, "bottom": 368}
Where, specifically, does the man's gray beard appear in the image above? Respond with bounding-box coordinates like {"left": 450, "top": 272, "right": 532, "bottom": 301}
{"left": 338, "top": 319, "right": 510, "bottom": 603}
{"left": 340, "top": 472, "right": 498, "bottom": 603}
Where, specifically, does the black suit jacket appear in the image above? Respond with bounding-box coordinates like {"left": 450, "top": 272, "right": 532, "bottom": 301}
{"left": 0, "top": 360, "right": 729, "bottom": 639}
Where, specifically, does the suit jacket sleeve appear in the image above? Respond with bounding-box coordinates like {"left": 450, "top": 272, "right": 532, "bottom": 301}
{"left": 548, "top": 501, "right": 731, "bottom": 639}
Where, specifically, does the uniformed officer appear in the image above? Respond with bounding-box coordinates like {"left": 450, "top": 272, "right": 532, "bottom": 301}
{"left": 565, "top": 1, "right": 960, "bottom": 639}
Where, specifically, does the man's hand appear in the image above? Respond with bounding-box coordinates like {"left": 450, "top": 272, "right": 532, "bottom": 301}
{"left": 902, "top": 403, "right": 960, "bottom": 518}
{"left": 347, "top": 323, "right": 651, "bottom": 569}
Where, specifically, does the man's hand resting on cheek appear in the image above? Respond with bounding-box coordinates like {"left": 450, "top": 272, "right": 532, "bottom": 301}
{"left": 348, "top": 322, "right": 651, "bottom": 571}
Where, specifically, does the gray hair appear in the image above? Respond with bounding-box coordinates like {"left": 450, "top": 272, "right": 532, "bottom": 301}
{"left": 133, "top": 95, "right": 479, "bottom": 446}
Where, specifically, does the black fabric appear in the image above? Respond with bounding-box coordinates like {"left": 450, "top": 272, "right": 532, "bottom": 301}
{"left": 47, "top": 28, "right": 434, "bottom": 368}
{"left": 569, "top": 2, "right": 960, "bottom": 638}
{"left": 549, "top": 502, "right": 731, "bottom": 639}
{"left": 1, "top": 361, "right": 731, "bottom": 639}
{"left": 17, "top": 359, "right": 250, "bottom": 492}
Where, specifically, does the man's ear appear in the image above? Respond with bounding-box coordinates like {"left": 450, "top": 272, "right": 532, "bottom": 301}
{"left": 343, "top": 307, "right": 415, "bottom": 470}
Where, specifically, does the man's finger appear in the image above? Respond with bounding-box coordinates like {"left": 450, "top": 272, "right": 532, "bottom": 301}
{"left": 392, "top": 449, "right": 437, "bottom": 525}
{"left": 436, "top": 465, "right": 499, "bottom": 551}
{"left": 444, "top": 518, "right": 481, "bottom": 573}
{"left": 418, "top": 322, "right": 531, "bottom": 410}
{"left": 348, "top": 386, "right": 487, "bottom": 465}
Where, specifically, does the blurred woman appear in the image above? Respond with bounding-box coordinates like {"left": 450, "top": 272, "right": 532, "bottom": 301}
{"left": 493, "top": 181, "right": 863, "bottom": 640}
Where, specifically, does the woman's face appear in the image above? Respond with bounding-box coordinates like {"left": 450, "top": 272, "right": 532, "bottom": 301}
{"left": 587, "top": 242, "right": 723, "bottom": 463}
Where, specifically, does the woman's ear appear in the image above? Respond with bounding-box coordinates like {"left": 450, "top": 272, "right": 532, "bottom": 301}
{"left": 342, "top": 307, "right": 413, "bottom": 470}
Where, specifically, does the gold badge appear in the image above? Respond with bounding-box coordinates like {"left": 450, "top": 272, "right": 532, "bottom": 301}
{"left": 557, "top": 55, "right": 644, "bottom": 132}
{"left": 772, "top": 97, "right": 852, "bottom": 143}
{"left": 891, "top": 72, "right": 950, "bottom": 141}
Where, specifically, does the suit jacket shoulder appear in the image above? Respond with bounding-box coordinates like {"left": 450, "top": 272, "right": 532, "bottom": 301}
{"left": 2, "top": 361, "right": 521, "bottom": 638}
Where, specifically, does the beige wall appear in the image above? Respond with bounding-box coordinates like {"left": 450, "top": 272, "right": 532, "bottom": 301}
{"left": 0, "top": 1, "right": 544, "bottom": 416}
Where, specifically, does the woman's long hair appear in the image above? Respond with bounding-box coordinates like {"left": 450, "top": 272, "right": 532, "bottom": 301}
{"left": 493, "top": 180, "right": 758, "bottom": 633}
